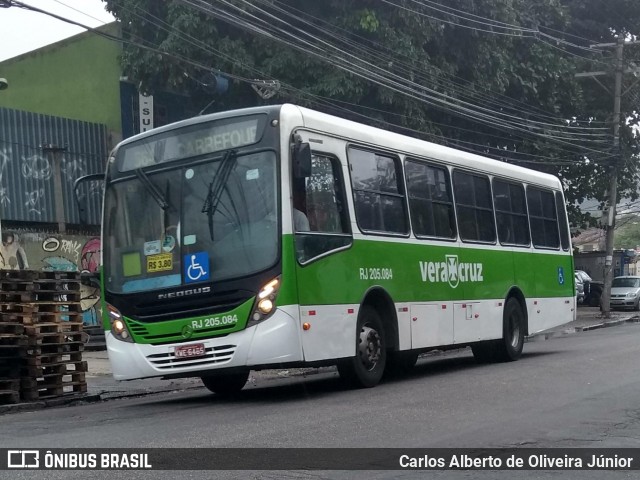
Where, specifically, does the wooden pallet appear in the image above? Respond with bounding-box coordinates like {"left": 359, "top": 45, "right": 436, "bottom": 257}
{"left": 0, "top": 334, "right": 28, "bottom": 346}
{"left": 0, "top": 322, "right": 25, "bottom": 335}
{"left": 0, "top": 302, "right": 84, "bottom": 314}
{"left": 23, "top": 360, "right": 87, "bottom": 377}
{"left": 0, "top": 269, "right": 87, "bottom": 402}
{"left": 0, "top": 270, "right": 80, "bottom": 281}
{"left": 0, "top": 291, "right": 82, "bottom": 303}
{"left": 0, "top": 363, "right": 21, "bottom": 377}
{"left": 0, "top": 279, "right": 73, "bottom": 290}
{"left": 0, "top": 311, "right": 84, "bottom": 323}
{"left": 23, "top": 351, "right": 83, "bottom": 367}
{"left": 23, "top": 321, "right": 83, "bottom": 334}
{"left": 0, "top": 390, "right": 20, "bottom": 404}
{"left": 0, "top": 378, "right": 21, "bottom": 405}
{"left": 21, "top": 373, "right": 87, "bottom": 401}
{"left": 0, "top": 378, "right": 20, "bottom": 390}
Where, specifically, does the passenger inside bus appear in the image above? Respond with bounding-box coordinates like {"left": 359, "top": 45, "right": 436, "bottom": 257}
{"left": 292, "top": 183, "right": 310, "bottom": 231}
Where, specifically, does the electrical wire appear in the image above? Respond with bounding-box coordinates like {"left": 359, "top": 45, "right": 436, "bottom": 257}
{"left": 182, "top": 0, "right": 617, "bottom": 158}
{"left": 254, "top": 0, "right": 612, "bottom": 128}
{"left": 10, "top": 0, "right": 620, "bottom": 167}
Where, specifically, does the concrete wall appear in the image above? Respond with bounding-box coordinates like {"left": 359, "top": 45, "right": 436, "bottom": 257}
{"left": 574, "top": 251, "right": 637, "bottom": 281}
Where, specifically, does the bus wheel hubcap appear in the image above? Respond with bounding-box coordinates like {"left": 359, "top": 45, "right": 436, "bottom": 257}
{"left": 358, "top": 326, "right": 381, "bottom": 370}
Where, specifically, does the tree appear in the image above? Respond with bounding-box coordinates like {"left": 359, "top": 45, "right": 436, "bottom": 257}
{"left": 104, "top": 0, "right": 640, "bottom": 227}
{"left": 614, "top": 215, "right": 640, "bottom": 249}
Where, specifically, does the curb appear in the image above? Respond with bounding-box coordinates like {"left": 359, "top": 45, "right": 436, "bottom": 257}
{"left": 526, "top": 315, "right": 640, "bottom": 341}
{"left": 0, "top": 393, "right": 102, "bottom": 416}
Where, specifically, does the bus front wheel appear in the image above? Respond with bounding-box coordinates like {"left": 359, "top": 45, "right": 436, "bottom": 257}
{"left": 337, "top": 306, "right": 387, "bottom": 388}
{"left": 201, "top": 370, "right": 250, "bottom": 396}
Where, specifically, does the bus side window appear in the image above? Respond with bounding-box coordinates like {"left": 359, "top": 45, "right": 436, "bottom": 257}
{"left": 493, "top": 179, "right": 529, "bottom": 246}
{"left": 347, "top": 147, "right": 408, "bottom": 235}
{"left": 405, "top": 159, "right": 456, "bottom": 239}
{"left": 453, "top": 171, "right": 496, "bottom": 243}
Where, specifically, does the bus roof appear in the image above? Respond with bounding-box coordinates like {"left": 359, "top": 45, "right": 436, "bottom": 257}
{"left": 116, "top": 103, "right": 562, "bottom": 190}
{"left": 289, "top": 104, "right": 562, "bottom": 190}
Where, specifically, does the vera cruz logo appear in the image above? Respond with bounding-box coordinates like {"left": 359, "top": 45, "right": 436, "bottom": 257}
{"left": 419, "top": 255, "right": 484, "bottom": 288}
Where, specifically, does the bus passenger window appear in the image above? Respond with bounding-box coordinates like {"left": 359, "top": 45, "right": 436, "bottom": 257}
{"left": 527, "top": 187, "right": 560, "bottom": 249}
{"left": 453, "top": 171, "right": 496, "bottom": 243}
{"left": 347, "top": 147, "right": 408, "bottom": 235}
{"left": 493, "top": 179, "right": 529, "bottom": 246}
{"left": 405, "top": 159, "right": 456, "bottom": 239}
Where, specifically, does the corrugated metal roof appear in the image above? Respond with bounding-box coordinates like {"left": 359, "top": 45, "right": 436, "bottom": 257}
{"left": 0, "top": 107, "right": 107, "bottom": 225}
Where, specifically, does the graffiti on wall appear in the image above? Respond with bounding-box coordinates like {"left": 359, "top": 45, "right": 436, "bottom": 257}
{"left": 0, "top": 147, "right": 11, "bottom": 208}
{"left": 0, "top": 145, "right": 92, "bottom": 222}
{"left": 0, "top": 231, "right": 102, "bottom": 326}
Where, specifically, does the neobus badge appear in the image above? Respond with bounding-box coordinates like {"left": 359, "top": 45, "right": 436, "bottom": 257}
{"left": 419, "top": 255, "right": 484, "bottom": 288}
{"left": 157, "top": 286, "right": 211, "bottom": 300}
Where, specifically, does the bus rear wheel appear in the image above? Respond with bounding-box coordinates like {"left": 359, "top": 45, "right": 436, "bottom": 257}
{"left": 337, "top": 306, "right": 387, "bottom": 388}
{"left": 472, "top": 298, "right": 525, "bottom": 363}
{"left": 201, "top": 370, "right": 250, "bottom": 396}
{"left": 497, "top": 298, "right": 525, "bottom": 361}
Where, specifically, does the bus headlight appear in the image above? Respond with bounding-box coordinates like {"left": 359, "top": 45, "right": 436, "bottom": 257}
{"left": 258, "top": 298, "right": 274, "bottom": 314}
{"left": 248, "top": 277, "right": 281, "bottom": 327}
{"left": 107, "top": 303, "right": 133, "bottom": 343}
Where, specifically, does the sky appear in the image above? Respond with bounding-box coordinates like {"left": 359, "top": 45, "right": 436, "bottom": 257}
{"left": 0, "top": 0, "right": 115, "bottom": 62}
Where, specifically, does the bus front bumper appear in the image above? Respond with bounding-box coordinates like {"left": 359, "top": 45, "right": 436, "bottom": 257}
{"left": 106, "top": 308, "right": 303, "bottom": 380}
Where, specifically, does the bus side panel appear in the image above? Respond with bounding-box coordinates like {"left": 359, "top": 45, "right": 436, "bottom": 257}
{"left": 530, "top": 251, "right": 575, "bottom": 333}
{"left": 298, "top": 304, "right": 359, "bottom": 362}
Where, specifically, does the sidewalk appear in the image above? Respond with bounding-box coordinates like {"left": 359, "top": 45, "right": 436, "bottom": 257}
{"left": 2, "top": 306, "right": 639, "bottom": 414}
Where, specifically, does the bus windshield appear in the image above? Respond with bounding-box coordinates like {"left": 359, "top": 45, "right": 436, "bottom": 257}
{"left": 103, "top": 150, "right": 278, "bottom": 294}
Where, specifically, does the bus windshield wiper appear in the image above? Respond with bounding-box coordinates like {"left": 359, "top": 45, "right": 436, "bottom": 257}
{"left": 135, "top": 168, "right": 169, "bottom": 211}
{"left": 202, "top": 149, "right": 237, "bottom": 240}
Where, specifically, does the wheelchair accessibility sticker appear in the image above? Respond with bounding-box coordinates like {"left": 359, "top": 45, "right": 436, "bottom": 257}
{"left": 184, "top": 252, "right": 210, "bottom": 283}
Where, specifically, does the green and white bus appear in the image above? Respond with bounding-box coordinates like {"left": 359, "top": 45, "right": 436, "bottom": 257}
{"left": 94, "top": 104, "right": 575, "bottom": 393}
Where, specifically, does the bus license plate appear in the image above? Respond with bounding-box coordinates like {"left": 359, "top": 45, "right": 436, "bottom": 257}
{"left": 174, "top": 343, "right": 206, "bottom": 359}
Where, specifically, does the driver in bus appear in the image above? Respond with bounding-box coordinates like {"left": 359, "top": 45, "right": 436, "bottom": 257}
{"left": 292, "top": 185, "right": 310, "bottom": 232}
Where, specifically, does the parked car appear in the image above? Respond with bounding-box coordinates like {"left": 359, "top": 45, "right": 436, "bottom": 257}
{"left": 610, "top": 276, "right": 640, "bottom": 311}
{"left": 575, "top": 272, "right": 585, "bottom": 304}
{"left": 575, "top": 270, "right": 603, "bottom": 307}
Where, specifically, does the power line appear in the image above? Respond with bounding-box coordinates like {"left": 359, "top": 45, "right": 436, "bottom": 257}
{"left": 182, "top": 0, "right": 617, "bottom": 158}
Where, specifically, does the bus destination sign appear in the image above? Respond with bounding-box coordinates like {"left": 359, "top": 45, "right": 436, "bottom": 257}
{"left": 118, "top": 116, "right": 264, "bottom": 171}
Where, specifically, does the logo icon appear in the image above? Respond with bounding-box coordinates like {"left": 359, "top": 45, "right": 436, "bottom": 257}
{"left": 181, "top": 325, "right": 194, "bottom": 339}
{"left": 184, "top": 252, "right": 210, "bottom": 284}
{"left": 558, "top": 266, "right": 565, "bottom": 285}
{"left": 7, "top": 450, "right": 39, "bottom": 468}
{"left": 445, "top": 255, "right": 460, "bottom": 289}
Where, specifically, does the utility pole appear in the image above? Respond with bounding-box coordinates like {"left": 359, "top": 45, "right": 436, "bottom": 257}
{"left": 42, "top": 144, "right": 68, "bottom": 234}
{"left": 575, "top": 38, "right": 640, "bottom": 317}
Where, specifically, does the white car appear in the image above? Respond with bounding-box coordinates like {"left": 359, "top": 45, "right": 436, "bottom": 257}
{"left": 610, "top": 276, "right": 640, "bottom": 311}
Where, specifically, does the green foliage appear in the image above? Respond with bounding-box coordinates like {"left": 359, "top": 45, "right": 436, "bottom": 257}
{"left": 104, "top": 0, "right": 640, "bottom": 228}
{"left": 615, "top": 215, "right": 640, "bottom": 249}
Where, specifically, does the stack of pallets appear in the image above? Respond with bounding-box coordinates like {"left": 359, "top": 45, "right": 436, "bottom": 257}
{"left": 0, "top": 270, "right": 87, "bottom": 403}
{"left": 0, "top": 318, "right": 24, "bottom": 404}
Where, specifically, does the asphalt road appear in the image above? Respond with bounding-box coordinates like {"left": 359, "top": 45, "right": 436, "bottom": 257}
{"left": 3, "top": 322, "right": 640, "bottom": 480}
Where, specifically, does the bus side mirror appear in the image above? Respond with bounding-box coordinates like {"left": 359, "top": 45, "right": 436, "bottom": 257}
{"left": 74, "top": 173, "right": 105, "bottom": 224}
{"left": 292, "top": 142, "right": 312, "bottom": 178}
